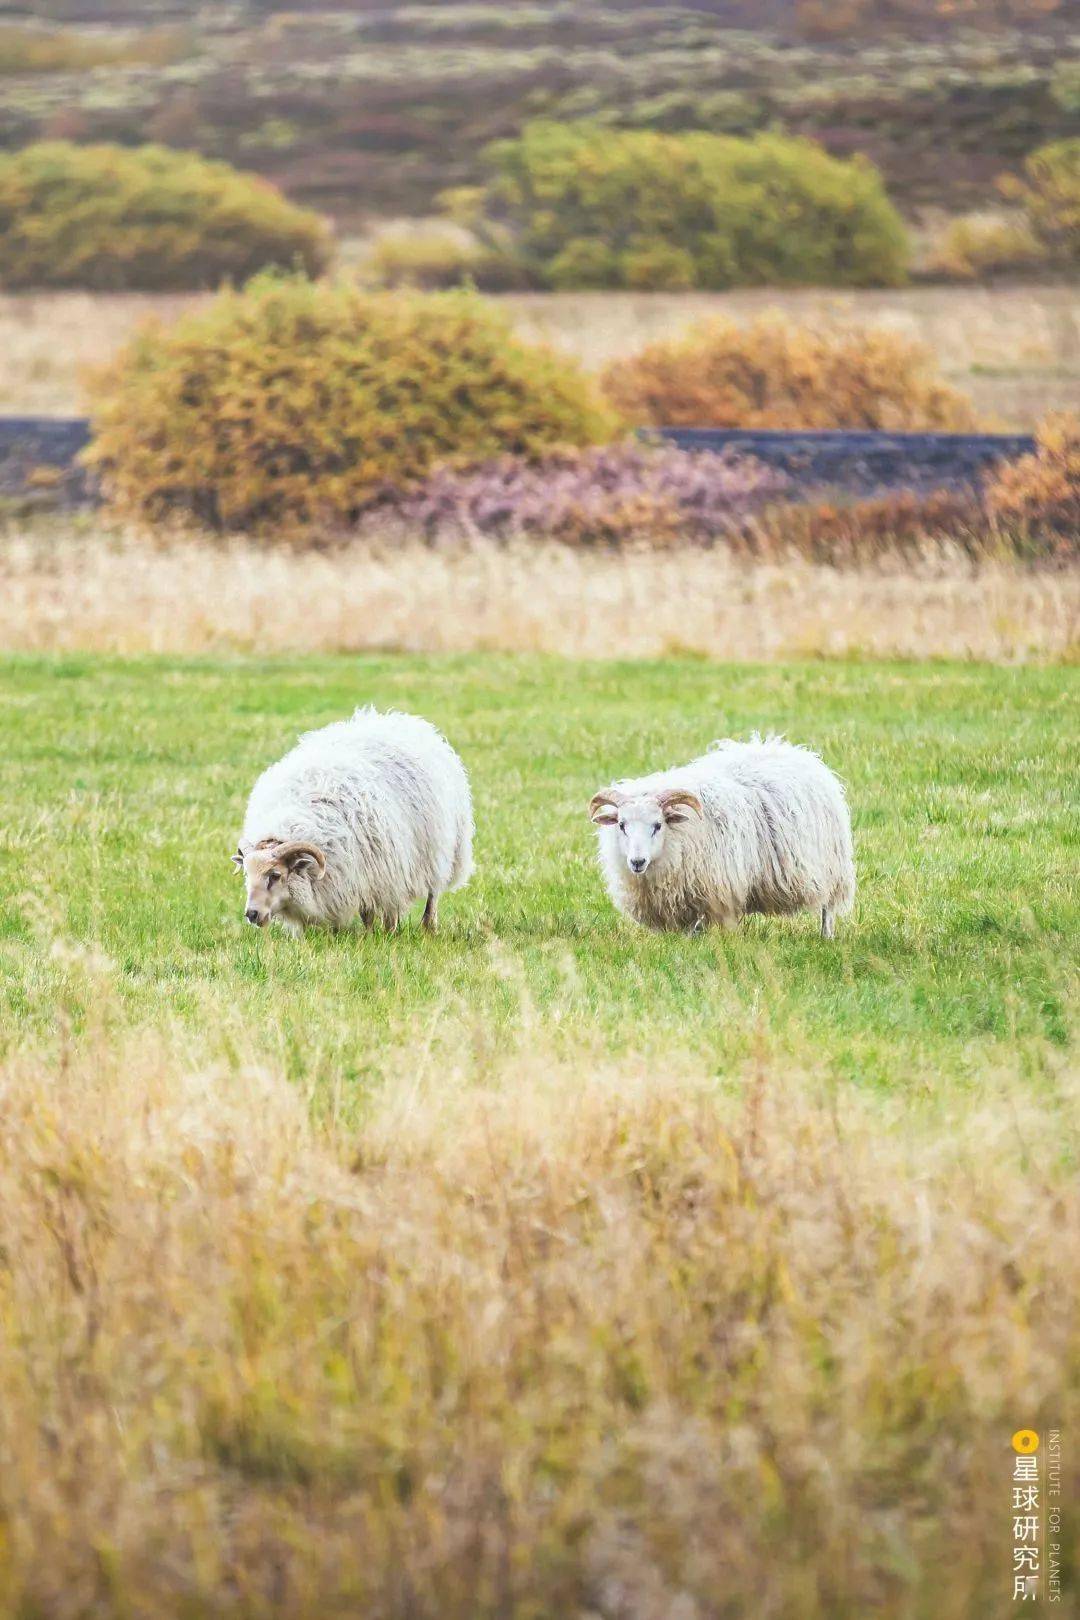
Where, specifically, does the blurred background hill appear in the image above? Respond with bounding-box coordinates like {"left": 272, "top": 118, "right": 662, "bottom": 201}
{"left": 5, "top": 1, "right": 1077, "bottom": 226}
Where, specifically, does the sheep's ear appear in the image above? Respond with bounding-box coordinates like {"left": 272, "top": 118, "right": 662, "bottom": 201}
{"left": 589, "top": 791, "right": 620, "bottom": 826}
{"left": 659, "top": 789, "right": 703, "bottom": 824}
{"left": 231, "top": 846, "right": 245, "bottom": 872}
{"left": 277, "top": 841, "right": 327, "bottom": 879}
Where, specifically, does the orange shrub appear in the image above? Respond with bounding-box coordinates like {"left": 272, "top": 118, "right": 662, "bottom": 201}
{"left": 600, "top": 317, "right": 980, "bottom": 431}
{"left": 766, "top": 487, "right": 985, "bottom": 564}
{"left": 986, "top": 411, "right": 1080, "bottom": 543}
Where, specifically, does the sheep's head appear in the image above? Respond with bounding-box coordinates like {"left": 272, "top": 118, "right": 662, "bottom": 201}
{"left": 589, "top": 787, "right": 703, "bottom": 876}
{"left": 232, "top": 839, "right": 327, "bottom": 928}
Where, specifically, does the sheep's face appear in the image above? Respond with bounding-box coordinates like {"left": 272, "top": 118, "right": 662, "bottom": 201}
{"left": 232, "top": 840, "right": 327, "bottom": 928}
{"left": 589, "top": 788, "right": 703, "bottom": 877}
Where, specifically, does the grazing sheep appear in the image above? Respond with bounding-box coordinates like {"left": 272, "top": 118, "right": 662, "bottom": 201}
{"left": 234, "top": 707, "right": 473, "bottom": 935}
{"left": 589, "top": 736, "right": 855, "bottom": 938}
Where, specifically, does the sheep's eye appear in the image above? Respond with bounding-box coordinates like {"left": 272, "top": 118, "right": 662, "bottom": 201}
{"left": 618, "top": 823, "right": 627, "bottom": 836}
{"left": 652, "top": 822, "right": 661, "bottom": 834}
{"left": 266, "top": 871, "right": 279, "bottom": 887}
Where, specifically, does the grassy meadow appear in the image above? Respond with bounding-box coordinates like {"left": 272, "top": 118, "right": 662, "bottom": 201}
{"left": 1, "top": 4, "right": 1077, "bottom": 1610}
{"left": 0, "top": 649, "right": 1078, "bottom": 1619}
{"left": 2, "top": 652, "right": 1075, "bottom": 1093}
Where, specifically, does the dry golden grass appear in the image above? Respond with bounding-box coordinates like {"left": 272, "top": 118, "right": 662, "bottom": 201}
{"left": 0, "top": 290, "right": 203, "bottom": 415}
{"left": 2, "top": 283, "right": 1077, "bottom": 429}
{"left": 504, "top": 285, "right": 1080, "bottom": 430}
{"left": 1, "top": 956, "right": 1076, "bottom": 1619}
{"left": 0, "top": 526, "right": 1075, "bottom": 664}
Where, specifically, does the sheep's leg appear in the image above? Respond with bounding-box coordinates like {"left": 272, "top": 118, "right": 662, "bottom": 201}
{"left": 821, "top": 906, "right": 835, "bottom": 940}
{"left": 706, "top": 906, "right": 739, "bottom": 931}
{"left": 278, "top": 916, "right": 303, "bottom": 940}
{"left": 422, "top": 892, "right": 439, "bottom": 933}
{"left": 359, "top": 908, "right": 375, "bottom": 930}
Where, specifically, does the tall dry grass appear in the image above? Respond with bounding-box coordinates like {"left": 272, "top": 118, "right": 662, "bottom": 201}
{"left": 0, "top": 967, "right": 1077, "bottom": 1619}
{"left": 0, "top": 527, "right": 1075, "bottom": 663}
{"left": 0, "top": 290, "right": 205, "bottom": 415}
{"left": 1, "top": 284, "right": 1077, "bottom": 426}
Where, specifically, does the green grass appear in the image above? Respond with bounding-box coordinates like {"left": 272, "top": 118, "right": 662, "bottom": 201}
{"left": 1, "top": 653, "right": 1075, "bottom": 1100}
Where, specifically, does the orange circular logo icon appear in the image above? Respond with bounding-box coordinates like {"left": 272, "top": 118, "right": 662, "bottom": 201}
{"left": 1012, "top": 1430, "right": 1040, "bottom": 1454}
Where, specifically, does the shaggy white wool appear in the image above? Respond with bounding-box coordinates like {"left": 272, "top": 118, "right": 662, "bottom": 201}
{"left": 592, "top": 736, "right": 855, "bottom": 937}
{"left": 239, "top": 707, "right": 473, "bottom": 931}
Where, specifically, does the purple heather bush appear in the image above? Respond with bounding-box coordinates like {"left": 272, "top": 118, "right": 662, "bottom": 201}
{"left": 366, "top": 443, "right": 790, "bottom": 547}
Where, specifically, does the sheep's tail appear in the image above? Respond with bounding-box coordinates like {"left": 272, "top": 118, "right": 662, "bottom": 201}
{"left": 447, "top": 816, "right": 474, "bottom": 891}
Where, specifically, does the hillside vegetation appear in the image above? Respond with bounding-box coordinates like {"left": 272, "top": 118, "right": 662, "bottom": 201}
{"left": 1, "top": 4, "right": 1076, "bottom": 222}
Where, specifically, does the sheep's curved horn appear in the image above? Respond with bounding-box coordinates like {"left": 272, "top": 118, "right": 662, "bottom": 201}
{"left": 589, "top": 790, "right": 622, "bottom": 825}
{"left": 658, "top": 789, "right": 703, "bottom": 823}
{"left": 275, "top": 841, "right": 327, "bottom": 877}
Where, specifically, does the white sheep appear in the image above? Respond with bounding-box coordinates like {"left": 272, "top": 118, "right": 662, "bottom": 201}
{"left": 589, "top": 735, "right": 855, "bottom": 938}
{"left": 234, "top": 707, "right": 473, "bottom": 935}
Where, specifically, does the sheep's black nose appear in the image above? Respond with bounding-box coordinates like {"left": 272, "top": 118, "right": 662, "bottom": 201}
{"left": 629, "top": 858, "right": 647, "bottom": 874}
{"left": 245, "top": 908, "right": 261, "bottom": 925}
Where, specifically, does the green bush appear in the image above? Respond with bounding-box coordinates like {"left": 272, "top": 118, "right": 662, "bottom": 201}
{"left": 0, "top": 142, "right": 332, "bottom": 292}
{"left": 622, "top": 242, "right": 698, "bottom": 291}
{"left": 477, "top": 123, "right": 909, "bottom": 290}
{"left": 1006, "top": 138, "right": 1080, "bottom": 264}
{"left": 546, "top": 237, "right": 622, "bottom": 290}
{"left": 84, "top": 274, "right": 619, "bottom": 534}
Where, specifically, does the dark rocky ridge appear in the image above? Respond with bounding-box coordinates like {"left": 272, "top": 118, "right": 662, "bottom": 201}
{"left": 653, "top": 428, "right": 1036, "bottom": 498}
{"left": 0, "top": 416, "right": 1036, "bottom": 513}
